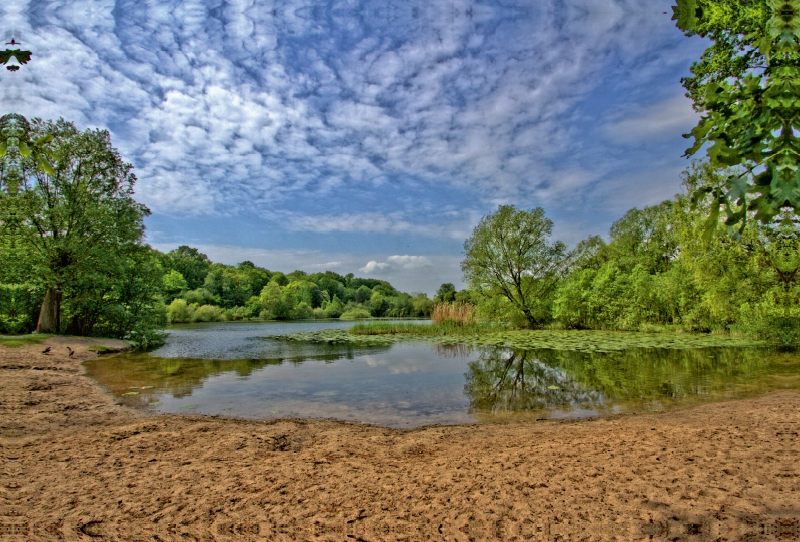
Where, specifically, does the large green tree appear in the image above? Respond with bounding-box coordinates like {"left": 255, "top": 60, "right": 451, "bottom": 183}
{"left": 462, "top": 206, "right": 568, "bottom": 328}
{"left": 5, "top": 117, "right": 160, "bottom": 337}
{"left": 673, "top": 0, "right": 800, "bottom": 230}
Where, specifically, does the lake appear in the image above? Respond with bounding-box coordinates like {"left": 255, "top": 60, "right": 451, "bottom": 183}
{"left": 84, "top": 321, "right": 800, "bottom": 428}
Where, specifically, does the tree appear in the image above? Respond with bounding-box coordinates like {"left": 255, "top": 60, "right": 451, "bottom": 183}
{"left": 462, "top": 206, "right": 568, "bottom": 328}
{"left": 12, "top": 119, "right": 155, "bottom": 333}
{"left": 162, "top": 246, "right": 211, "bottom": 290}
{"left": 2, "top": 116, "right": 163, "bottom": 342}
{"left": 435, "top": 283, "right": 457, "bottom": 303}
{"left": 673, "top": 0, "right": 800, "bottom": 231}
{"left": 606, "top": 201, "right": 678, "bottom": 274}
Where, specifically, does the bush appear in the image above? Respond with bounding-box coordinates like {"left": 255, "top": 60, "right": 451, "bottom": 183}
{"left": 125, "top": 327, "right": 168, "bottom": 352}
{"left": 339, "top": 308, "right": 372, "bottom": 320}
{"left": 182, "top": 288, "right": 218, "bottom": 306}
{"left": 293, "top": 301, "right": 313, "bottom": 320}
{"left": 166, "top": 299, "right": 194, "bottom": 323}
{"left": 193, "top": 304, "right": 223, "bottom": 322}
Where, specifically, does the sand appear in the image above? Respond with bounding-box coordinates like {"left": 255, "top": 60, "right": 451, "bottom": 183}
{"left": 0, "top": 337, "right": 798, "bottom": 541}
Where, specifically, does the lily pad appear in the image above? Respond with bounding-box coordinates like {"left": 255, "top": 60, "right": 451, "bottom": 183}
{"left": 148, "top": 401, "right": 161, "bottom": 406}
{"left": 179, "top": 404, "right": 198, "bottom": 410}
{"left": 271, "top": 410, "right": 282, "bottom": 414}
{"left": 121, "top": 391, "right": 139, "bottom": 396}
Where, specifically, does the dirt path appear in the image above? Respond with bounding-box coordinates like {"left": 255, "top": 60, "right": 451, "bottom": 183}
{"left": 1, "top": 338, "right": 798, "bottom": 541}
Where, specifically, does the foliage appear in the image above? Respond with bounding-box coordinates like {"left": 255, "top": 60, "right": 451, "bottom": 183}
{"left": 339, "top": 308, "right": 373, "bottom": 320}
{"left": 546, "top": 161, "right": 797, "bottom": 344}
{"left": 161, "top": 246, "right": 211, "bottom": 291}
{"left": 435, "top": 283, "right": 457, "bottom": 302}
{"left": 0, "top": 117, "right": 165, "bottom": 345}
{"left": 154, "top": 256, "right": 438, "bottom": 323}
{"left": 673, "top": 0, "right": 800, "bottom": 230}
{"left": 462, "top": 206, "right": 569, "bottom": 328}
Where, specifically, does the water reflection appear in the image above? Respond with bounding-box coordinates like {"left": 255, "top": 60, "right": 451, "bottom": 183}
{"left": 87, "top": 343, "right": 392, "bottom": 407}
{"left": 464, "top": 347, "right": 800, "bottom": 420}
{"left": 84, "top": 342, "right": 800, "bottom": 428}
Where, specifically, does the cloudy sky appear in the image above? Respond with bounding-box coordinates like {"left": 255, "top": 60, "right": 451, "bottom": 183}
{"left": 3, "top": 0, "right": 707, "bottom": 294}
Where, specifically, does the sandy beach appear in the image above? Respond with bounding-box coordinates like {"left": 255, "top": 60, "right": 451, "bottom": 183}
{"left": 1, "top": 337, "right": 798, "bottom": 541}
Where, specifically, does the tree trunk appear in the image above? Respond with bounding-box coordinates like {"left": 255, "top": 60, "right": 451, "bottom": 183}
{"left": 36, "top": 289, "right": 62, "bottom": 333}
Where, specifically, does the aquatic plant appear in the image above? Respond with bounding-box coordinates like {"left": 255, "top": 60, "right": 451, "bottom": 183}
{"left": 274, "top": 328, "right": 764, "bottom": 352}
{"left": 431, "top": 302, "right": 476, "bottom": 325}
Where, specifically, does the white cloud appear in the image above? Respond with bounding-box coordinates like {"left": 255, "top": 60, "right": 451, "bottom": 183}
{"left": 8, "top": 0, "right": 702, "bottom": 219}
{"left": 606, "top": 95, "right": 699, "bottom": 143}
{"left": 359, "top": 261, "right": 390, "bottom": 274}
{"left": 284, "top": 211, "right": 471, "bottom": 239}
{"left": 309, "top": 261, "right": 343, "bottom": 269}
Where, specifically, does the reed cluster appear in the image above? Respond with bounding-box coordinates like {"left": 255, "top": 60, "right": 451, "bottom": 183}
{"left": 431, "top": 302, "right": 476, "bottom": 325}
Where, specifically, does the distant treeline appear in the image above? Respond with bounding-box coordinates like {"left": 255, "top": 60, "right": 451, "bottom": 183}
{"left": 159, "top": 247, "right": 451, "bottom": 323}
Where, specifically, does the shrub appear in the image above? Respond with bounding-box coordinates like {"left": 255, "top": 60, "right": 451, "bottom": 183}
{"left": 166, "top": 299, "right": 194, "bottom": 323}
{"left": 293, "top": 301, "right": 314, "bottom": 320}
{"left": 340, "top": 308, "right": 372, "bottom": 320}
{"left": 193, "top": 304, "right": 223, "bottom": 322}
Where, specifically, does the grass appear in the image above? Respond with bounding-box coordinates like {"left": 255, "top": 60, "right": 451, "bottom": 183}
{"left": 0, "top": 334, "right": 50, "bottom": 348}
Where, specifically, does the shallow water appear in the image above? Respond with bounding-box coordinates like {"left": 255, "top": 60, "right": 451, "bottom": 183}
{"left": 84, "top": 322, "right": 800, "bottom": 428}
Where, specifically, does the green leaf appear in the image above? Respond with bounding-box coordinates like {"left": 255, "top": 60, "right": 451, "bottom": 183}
{"left": 702, "top": 197, "right": 720, "bottom": 242}
{"left": 18, "top": 140, "right": 30, "bottom": 157}
{"left": 672, "top": 0, "right": 700, "bottom": 31}
{"left": 36, "top": 155, "right": 55, "bottom": 176}
{"left": 35, "top": 134, "right": 54, "bottom": 145}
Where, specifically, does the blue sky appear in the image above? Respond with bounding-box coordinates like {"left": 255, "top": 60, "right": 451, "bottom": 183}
{"left": 4, "top": 0, "right": 707, "bottom": 295}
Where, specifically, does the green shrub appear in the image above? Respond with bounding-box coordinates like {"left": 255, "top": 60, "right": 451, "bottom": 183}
{"left": 293, "top": 301, "right": 314, "bottom": 320}
{"left": 166, "top": 299, "right": 194, "bottom": 323}
{"left": 339, "top": 308, "right": 372, "bottom": 320}
{"left": 193, "top": 304, "right": 223, "bottom": 322}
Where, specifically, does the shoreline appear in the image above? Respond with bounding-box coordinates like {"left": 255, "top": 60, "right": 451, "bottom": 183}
{"left": 1, "top": 338, "right": 798, "bottom": 541}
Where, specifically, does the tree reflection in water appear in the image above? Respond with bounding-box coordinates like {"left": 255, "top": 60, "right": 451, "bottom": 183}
{"left": 464, "top": 347, "right": 800, "bottom": 417}
{"left": 464, "top": 349, "right": 603, "bottom": 413}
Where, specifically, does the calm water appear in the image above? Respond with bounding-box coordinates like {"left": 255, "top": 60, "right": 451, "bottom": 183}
{"left": 84, "top": 322, "right": 800, "bottom": 428}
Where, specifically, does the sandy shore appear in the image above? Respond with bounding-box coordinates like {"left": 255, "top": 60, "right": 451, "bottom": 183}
{"left": 1, "top": 337, "right": 798, "bottom": 541}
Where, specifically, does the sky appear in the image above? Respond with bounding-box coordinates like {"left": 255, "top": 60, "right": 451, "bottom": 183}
{"left": 2, "top": 0, "right": 709, "bottom": 295}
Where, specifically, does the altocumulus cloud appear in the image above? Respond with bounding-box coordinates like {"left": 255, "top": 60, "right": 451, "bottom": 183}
{"left": 8, "top": 0, "right": 702, "bottom": 221}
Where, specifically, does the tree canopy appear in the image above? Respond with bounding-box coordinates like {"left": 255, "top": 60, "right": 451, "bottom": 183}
{"left": 0, "top": 116, "right": 165, "bottom": 346}
{"left": 461, "top": 206, "right": 568, "bottom": 328}
{"left": 673, "top": 0, "right": 800, "bottom": 231}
